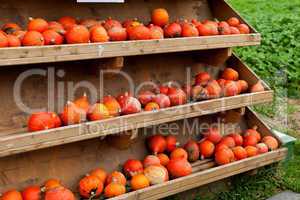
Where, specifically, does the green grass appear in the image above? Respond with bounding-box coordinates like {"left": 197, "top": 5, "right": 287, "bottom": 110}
{"left": 209, "top": 1, "right": 300, "bottom": 199}
{"left": 215, "top": 140, "right": 300, "bottom": 200}
{"left": 227, "top": 0, "right": 300, "bottom": 98}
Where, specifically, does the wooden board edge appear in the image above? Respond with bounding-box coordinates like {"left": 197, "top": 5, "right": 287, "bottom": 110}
{"left": 0, "top": 91, "right": 273, "bottom": 158}
{"left": 110, "top": 148, "right": 287, "bottom": 200}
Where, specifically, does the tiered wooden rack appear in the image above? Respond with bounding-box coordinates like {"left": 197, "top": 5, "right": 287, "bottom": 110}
{"left": 0, "top": 0, "right": 288, "bottom": 199}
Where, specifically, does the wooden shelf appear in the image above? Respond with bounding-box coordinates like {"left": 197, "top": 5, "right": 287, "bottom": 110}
{"left": 0, "top": 34, "right": 260, "bottom": 66}
{"left": 0, "top": 91, "right": 272, "bottom": 158}
{"left": 110, "top": 148, "right": 287, "bottom": 200}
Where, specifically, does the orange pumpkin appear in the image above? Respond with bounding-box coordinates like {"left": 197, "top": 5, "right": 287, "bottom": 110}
{"left": 90, "top": 168, "right": 107, "bottom": 183}
{"left": 144, "top": 102, "right": 160, "bottom": 111}
{"left": 243, "top": 135, "right": 258, "bottom": 147}
{"left": 203, "top": 128, "right": 222, "bottom": 144}
{"left": 0, "top": 31, "right": 8, "bottom": 47}
{"left": 262, "top": 136, "right": 279, "bottom": 150}
{"left": 1, "top": 23, "right": 21, "bottom": 34}
{"left": 90, "top": 25, "right": 109, "bottom": 43}
{"left": 245, "top": 146, "right": 258, "bottom": 157}
{"left": 28, "top": 112, "right": 56, "bottom": 132}
{"left": 184, "top": 140, "right": 200, "bottom": 162}
{"left": 151, "top": 8, "right": 169, "bottom": 27}
{"left": 78, "top": 175, "right": 103, "bottom": 198}
{"left": 65, "top": 25, "right": 90, "bottom": 44}
{"left": 43, "top": 179, "right": 62, "bottom": 191}
{"left": 128, "top": 25, "right": 151, "bottom": 40}
{"left": 227, "top": 17, "right": 240, "bottom": 27}
{"left": 22, "top": 186, "right": 41, "bottom": 200}
{"left": 22, "top": 31, "right": 45, "bottom": 46}
{"left": 165, "top": 135, "right": 178, "bottom": 152}
{"left": 103, "top": 18, "right": 122, "bottom": 30}
{"left": 167, "top": 158, "right": 192, "bottom": 178}
{"left": 123, "top": 159, "right": 144, "bottom": 177}
{"left": 143, "top": 155, "right": 161, "bottom": 168}
{"left": 58, "top": 16, "right": 77, "bottom": 30}
{"left": 28, "top": 18, "right": 49, "bottom": 33}
{"left": 7, "top": 35, "right": 21, "bottom": 47}
{"left": 232, "top": 146, "right": 247, "bottom": 160}
{"left": 170, "top": 148, "right": 188, "bottom": 160}
{"left": 164, "top": 22, "right": 182, "bottom": 38}
{"left": 221, "top": 68, "right": 239, "bottom": 81}
{"left": 60, "top": 101, "right": 84, "bottom": 125}
{"left": 106, "top": 171, "right": 127, "bottom": 186}
{"left": 102, "top": 95, "right": 121, "bottom": 117}
{"left": 48, "top": 21, "right": 66, "bottom": 35}
{"left": 44, "top": 187, "right": 75, "bottom": 200}
{"left": 42, "top": 29, "right": 64, "bottom": 45}
{"left": 219, "top": 136, "right": 236, "bottom": 148}
{"left": 107, "top": 26, "right": 127, "bottom": 41}
{"left": 130, "top": 174, "right": 150, "bottom": 190}
{"left": 1, "top": 190, "right": 22, "bottom": 200}
{"left": 147, "top": 135, "right": 167, "bottom": 155}
{"left": 250, "top": 81, "right": 265, "bottom": 93}
{"left": 87, "top": 103, "right": 110, "bottom": 121}
{"left": 198, "top": 139, "right": 215, "bottom": 159}
{"left": 228, "top": 133, "right": 243, "bottom": 146}
{"left": 148, "top": 24, "right": 164, "bottom": 39}
{"left": 104, "top": 183, "right": 126, "bottom": 198}
{"left": 144, "top": 165, "right": 169, "bottom": 185}
{"left": 13, "top": 30, "right": 27, "bottom": 40}
{"left": 244, "top": 126, "right": 262, "bottom": 142}
{"left": 157, "top": 153, "right": 170, "bottom": 166}
{"left": 215, "top": 148, "right": 235, "bottom": 165}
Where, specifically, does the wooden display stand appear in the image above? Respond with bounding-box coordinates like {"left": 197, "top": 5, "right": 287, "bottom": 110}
{"left": 0, "top": 0, "right": 286, "bottom": 199}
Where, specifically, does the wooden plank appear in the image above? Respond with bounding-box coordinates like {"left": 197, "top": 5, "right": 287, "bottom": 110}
{"left": 110, "top": 148, "right": 287, "bottom": 200}
{"left": 0, "top": 35, "right": 260, "bottom": 66}
{"left": 0, "top": 91, "right": 273, "bottom": 158}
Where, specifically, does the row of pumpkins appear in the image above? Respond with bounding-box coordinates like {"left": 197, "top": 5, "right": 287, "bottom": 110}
{"left": 27, "top": 67, "right": 265, "bottom": 132}
{"left": 28, "top": 67, "right": 265, "bottom": 132}
{"left": 0, "top": 8, "right": 251, "bottom": 47}
{"left": 0, "top": 127, "right": 279, "bottom": 199}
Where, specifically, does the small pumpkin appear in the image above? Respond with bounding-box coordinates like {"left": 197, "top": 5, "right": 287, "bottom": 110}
{"left": 22, "top": 31, "right": 45, "bottom": 46}
{"left": 43, "top": 179, "right": 62, "bottom": 192}
{"left": 28, "top": 17, "right": 49, "bottom": 33}
{"left": 144, "top": 164, "right": 169, "bottom": 185}
{"left": 170, "top": 148, "right": 188, "bottom": 160}
{"left": 1, "top": 190, "right": 22, "bottom": 200}
{"left": 60, "top": 101, "right": 84, "bottom": 125}
{"left": 87, "top": 103, "right": 110, "bottom": 121}
{"left": 104, "top": 183, "right": 126, "bottom": 198}
{"left": 157, "top": 153, "right": 170, "bottom": 166}
{"left": 65, "top": 25, "right": 90, "bottom": 44}
{"left": 143, "top": 155, "right": 161, "bottom": 168}
{"left": 44, "top": 187, "right": 75, "bottom": 200}
{"left": 184, "top": 140, "right": 200, "bottom": 162}
{"left": 167, "top": 158, "right": 192, "bottom": 178}
{"left": 89, "top": 168, "right": 107, "bottom": 183}
{"left": 78, "top": 175, "right": 103, "bottom": 198}
{"left": 28, "top": 112, "right": 56, "bottom": 132}
{"left": 147, "top": 135, "right": 167, "bottom": 155}
{"left": 123, "top": 159, "right": 144, "bottom": 177}
{"left": 22, "top": 185, "right": 41, "bottom": 200}
{"left": 130, "top": 174, "right": 150, "bottom": 190}
{"left": 106, "top": 171, "right": 127, "bottom": 186}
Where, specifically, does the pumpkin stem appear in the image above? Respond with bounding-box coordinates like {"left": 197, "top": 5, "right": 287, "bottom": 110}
{"left": 252, "top": 125, "right": 258, "bottom": 130}
{"left": 88, "top": 190, "right": 97, "bottom": 200}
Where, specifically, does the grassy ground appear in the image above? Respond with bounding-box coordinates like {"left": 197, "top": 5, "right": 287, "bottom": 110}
{"left": 213, "top": 0, "right": 300, "bottom": 199}
{"left": 168, "top": 1, "right": 300, "bottom": 199}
